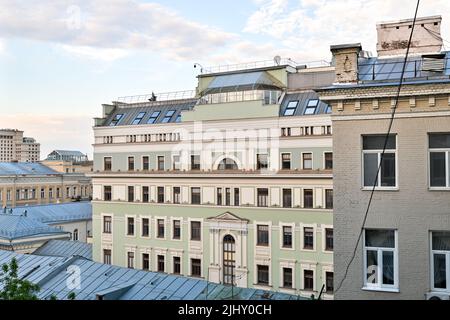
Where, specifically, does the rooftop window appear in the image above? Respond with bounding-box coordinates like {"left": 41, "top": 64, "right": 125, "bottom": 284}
{"left": 131, "top": 112, "right": 146, "bottom": 125}
{"left": 175, "top": 114, "right": 182, "bottom": 123}
{"left": 161, "top": 110, "right": 176, "bottom": 123}
{"left": 147, "top": 111, "right": 161, "bottom": 124}
{"left": 325, "top": 104, "right": 332, "bottom": 114}
{"left": 304, "top": 99, "right": 319, "bottom": 115}
{"left": 110, "top": 114, "right": 124, "bottom": 126}
{"left": 284, "top": 101, "right": 298, "bottom": 116}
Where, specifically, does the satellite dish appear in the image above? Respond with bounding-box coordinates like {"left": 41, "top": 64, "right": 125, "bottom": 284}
{"left": 274, "top": 55, "right": 281, "bottom": 66}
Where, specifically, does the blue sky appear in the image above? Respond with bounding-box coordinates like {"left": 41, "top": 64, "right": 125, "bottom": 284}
{"left": 1, "top": 0, "right": 449, "bottom": 158}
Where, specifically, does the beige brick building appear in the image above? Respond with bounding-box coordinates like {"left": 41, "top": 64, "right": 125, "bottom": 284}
{"left": 0, "top": 129, "right": 40, "bottom": 162}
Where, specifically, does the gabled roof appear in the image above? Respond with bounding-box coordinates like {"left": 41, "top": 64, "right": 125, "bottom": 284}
{"left": 34, "top": 240, "right": 92, "bottom": 260}
{"left": 0, "top": 163, "right": 59, "bottom": 176}
{"left": 10, "top": 202, "right": 92, "bottom": 224}
{"left": 0, "top": 214, "right": 68, "bottom": 240}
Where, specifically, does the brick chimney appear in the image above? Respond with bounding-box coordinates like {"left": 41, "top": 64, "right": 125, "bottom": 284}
{"left": 330, "top": 43, "right": 362, "bottom": 83}
{"left": 376, "top": 15, "right": 442, "bottom": 56}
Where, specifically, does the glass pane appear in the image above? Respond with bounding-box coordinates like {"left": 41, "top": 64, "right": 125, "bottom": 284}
{"left": 364, "top": 153, "right": 378, "bottom": 187}
{"left": 429, "top": 133, "right": 450, "bottom": 149}
{"left": 363, "top": 135, "right": 396, "bottom": 150}
{"left": 365, "top": 229, "right": 395, "bottom": 248}
{"left": 307, "top": 99, "right": 319, "bottom": 107}
{"left": 366, "top": 250, "right": 378, "bottom": 284}
{"left": 381, "top": 153, "right": 396, "bottom": 186}
{"left": 430, "top": 152, "right": 446, "bottom": 187}
{"left": 432, "top": 232, "right": 450, "bottom": 251}
{"left": 304, "top": 106, "right": 316, "bottom": 115}
{"left": 433, "top": 254, "right": 447, "bottom": 289}
{"left": 284, "top": 108, "right": 295, "bottom": 116}
{"left": 382, "top": 251, "right": 394, "bottom": 285}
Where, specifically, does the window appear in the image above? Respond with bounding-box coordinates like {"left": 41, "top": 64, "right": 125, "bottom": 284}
{"left": 234, "top": 188, "right": 240, "bottom": 206}
{"left": 172, "top": 155, "right": 181, "bottom": 170}
{"left": 110, "top": 113, "right": 123, "bottom": 126}
{"left": 128, "top": 186, "right": 134, "bottom": 202}
{"left": 40, "top": 188, "right": 45, "bottom": 199}
{"left": 103, "top": 216, "right": 112, "bottom": 234}
{"left": 284, "top": 101, "right": 298, "bottom": 116}
{"left": 223, "top": 235, "right": 236, "bottom": 285}
{"left": 191, "top": 155, "right": 200, "bottom": 170}
{"left": 216, "top": 188, "right": 223, "bottom": 205}
{"left": 142, "top": 218, "right": 149, "bottom": 237}
{"left": 325, "top": 189, "right": 333, "bottom": 209}
{"left": 161, "top": 110, "right": 176, "bottom": 123}
{"left": 429, "top": 133, "right": 450, "bottom": 187}
{"left": 173, "top": 256, "right": 181, "bottom": 274}
{"left": 142, "top": 186, "right": 149, "bottom": 203}
{"left": 191, "top": 259, "right": 201, "bottom": 277}
{"left": 325, "top": 104, "right": 332, "bottom": 114}
{"left": 217, "top": 158, "right": 238, "bottom": 170}
{"left": 157, "top": 255, "right": 165, "bottom": 272}
{"left": 325, "top": 228, "right": 333, "bottom": 251}
{"left": 157, "top": 156, "right": 165, "bottom": 171}
{"left": 281, "top": 153, "right": 291, "bottom": 170}
{"left": 49, "top": 188, "right": 53, "bottom": 199}
{"left": 431, "top": 231, "right": 450, "bottom": 290}
{"left": 191, "top": 187, "right": 201, "bottom": 204}
{"left": 257, "top": 188, "right": 268, "bottom": 207}
{"left": 103, "top": 249, "right": 112, "bottom": 264}
{"left": 132, "top": 112, "right": 146, "bottom": 125}
{"left": 127, "top": 252, "right": 134, "bottom": 269}
{"left": 304, "top": 270, "right": 314, "bottom": 290}
{"left": 173, "top": 220, "right": 181, "bottom": 240}
{"left": 302, "top": 153, "right": 312, "bottom": 170}
{"left": 147, "top": 111, "right": 160, "bottom": 124}
{"left": 142, "top": 156, "right": 149, "bottom": 171}
{"left": 283, "top": 268, "right": 293, "bottom": 288}
{"left": 324, "top": 152, "right": 333, "bottom": 169}
{"left": 175, "top": 114, "right": 182, "bottom": 123}
{"left": 104, "top": 157, "right": 112, "bottom": 171}
{"left": 157, "top": 186, "right": 165, "bottom": 203}
{"left": 364, "top": 229, "right": 397, "bottom": 290}
{"left": 303, "top": 189, "right": 313, "bottom": 208}
{"left": 127, "top": 217, "right": 135, "bottom": 236}
{"left": 282, "top": 226, "right": 292, "bottom": 248}
{"left": 257, "top": 154, "right": 268, "bottom": 170}
{"left": 155, "top": 219, "right": 166, "bottom": 238}
{"left": 363, "top": 135, "right": 397, "bottom": 187}
{"left": 303, "top": 227, "right": 314, "bottom": 250}
{"left": 304, "top": 99, "right": 319, "bottom": 115}
{"left": 173, "top": 187, "right": 181, "bottom": 204}
{"left": 225, "top": 188, "right": 231, "bottom": 206}
{"left": 257, "top": 225, "right": 269, "bottom": 246}
{"left": 282, "top": 189, "right": 292, "bottom": 208}
{"left": 73, "top": 229, "right": 78, "bottom": 241}
{"left": 257, "top": 265, "right": 269, "bottom": 285}
{"left": 142, "top": 253, "right": 150, "bottom": 271}
{"left": 191, "top": 221, "right": 201, "bottom": 241}
{"left": 128, "top": 156, "right": 135, "bottom": 171}
{"left": 325, "top": 272, "right": 334, "bottom": 293}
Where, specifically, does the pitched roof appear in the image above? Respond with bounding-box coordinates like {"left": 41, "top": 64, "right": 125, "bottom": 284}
{"left": 0, "top": 162, "right": 59, "bottom": 176}
{"left": 34, "top": 240, "right": 92, "bottom": 260}
{"left": 0, "top": 250, "right": 302, "bottom": 300}
{"left": 279, "top": 91, "right": 330, "bottom": 117}
{"left": 51, "top": 150, "right": 86, "bottom": 157}
{"left": 0, "top": 214, "right": 68, "bottom": 240}
{"left": 10, "top": 202, "right": 92, "bottom": 224}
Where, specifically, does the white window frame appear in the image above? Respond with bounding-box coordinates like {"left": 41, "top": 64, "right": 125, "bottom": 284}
{"left": 279, "top": 222, "right": 295, "bottom": 251}
{"left": 300, "top": 224, "right": 316, "bottom": 252}
{"left": 322, "top": 225, "right": 333, "bottom": 253}
{"left": 279, "top": 260, "right": 296, "bottom": 291}
{"left": 323, "top": 151, "right": 333, "bottom": 170}
{"left": 102, "top": 213, "right": 113, "bottom": 234}
{"left": 125, "top": 215, "right": 136, "bottom": 238}
{"left": 280, "top": 152, "right": 292, "bottom": 170}
{"left": 362, "top": 229, "right": 399, "bottom": 292}
{"left": 170, "top": 217, "right": 183, "bottom": 241}
{"left": 140, "top": 215, "right": 151, "bottom": 239}
{"left": 155, "top": 216, "right": 167, "bottom": 240}
{"left": 156, "top": 154, "right": 165, "bottom": 171}
{"left": 301, "top": 152, "right": 313, "bottom": 170}
{"left": 428, "top": 143, "right": 450, "bottom": 190}
{"left": 188, "top": 218, "right": 203, "bottom": 242}
{"left": 254, "top": 221, "right": 272, "bottom": 248}
{"left": 430, "top": 232, "right": 450, "bottom": 292}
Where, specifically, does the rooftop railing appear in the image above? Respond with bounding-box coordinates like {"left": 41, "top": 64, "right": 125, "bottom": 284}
{"left": 116, "top": 90, "right": 196, "bottom": 104}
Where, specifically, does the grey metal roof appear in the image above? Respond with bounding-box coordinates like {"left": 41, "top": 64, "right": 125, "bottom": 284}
{"left": 279, "top": 91, "right": 330, "bottom": 117}
{"left": 0, "top": 162, "right": 59, "bottom": 176}
{"left": 0, "top": 214, "right": 68, "bottom": 240}
{"left": 0, "top": 250, "right": 302, "bottom": 300}
{"left": 50, "top": 150, "right": 86, "bottom": 157}
{"left": 34, "top": 240, "right": 92, "bottom": 260}
{"left": 10, "top": 202, "right": 92, "bottom": 224}
{"left": 103, "top": 99, "right": 197, "bottom": 127}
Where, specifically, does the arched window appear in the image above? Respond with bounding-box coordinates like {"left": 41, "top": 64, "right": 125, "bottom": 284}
{"left": 217, "top": 158, "right": 238, "bottom": 170}
{"left": 223, "top": 235, "right": 236, "bottom": 285}
{"left": 73, "top": 229, "right": 79, "bottom": 241}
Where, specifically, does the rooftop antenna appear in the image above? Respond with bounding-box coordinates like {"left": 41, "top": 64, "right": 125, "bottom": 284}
{"left": 274, "top": 55, "right": 281, "bottom": 66}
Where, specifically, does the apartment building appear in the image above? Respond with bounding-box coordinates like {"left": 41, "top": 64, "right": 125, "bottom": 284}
{"left": 318, "top": 16, "right": 450, "bottom": 299}
{"left": 0, "top": 129, "right": 40, "bottom": 162}
{"left": 91, "top": 60, "right": 335, "bottom": 298}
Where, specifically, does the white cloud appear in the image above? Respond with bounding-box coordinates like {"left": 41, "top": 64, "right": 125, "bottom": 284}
{"left": 60, "top": 45, "right": 128, "bottom": 61}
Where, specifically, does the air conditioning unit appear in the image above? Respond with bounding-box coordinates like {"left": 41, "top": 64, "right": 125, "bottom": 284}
{"left": 426, "top": 292, "right": 450, "bottom": 300}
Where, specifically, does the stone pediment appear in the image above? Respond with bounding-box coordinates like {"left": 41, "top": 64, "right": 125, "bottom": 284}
{"left": 207, "top": 211, "right": 249, "bottom": 223}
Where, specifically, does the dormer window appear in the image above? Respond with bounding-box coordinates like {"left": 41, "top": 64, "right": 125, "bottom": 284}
{"left": 161, "top": 110, "right": 176, "bottom": 123}
{"left": 109, "top": 114, "right": 123, "bottom": 126}
{"left": 131, "top": 112, "right": 146, "bottom": 125}
{"left": 304, "top": 99, "right": 319, "bottom": 115}
{"left": 284, "top": 101, "right": 298, "bottom": 116}
{"left": 147, "top": 111, "right": 161, "bottom": 124}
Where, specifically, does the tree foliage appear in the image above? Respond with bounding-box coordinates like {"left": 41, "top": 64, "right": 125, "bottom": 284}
{"left": 0, "top": 257, "right": 40, "bottom": 300}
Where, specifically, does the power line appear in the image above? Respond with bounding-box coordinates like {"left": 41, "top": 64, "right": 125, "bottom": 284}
{"left": 334, "top": 0, "right": 421, "bottom": 295}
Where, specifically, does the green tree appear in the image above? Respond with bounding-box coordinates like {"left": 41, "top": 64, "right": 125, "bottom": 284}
{"left": 0, "top": 257, "right": 40, "bottom": 300}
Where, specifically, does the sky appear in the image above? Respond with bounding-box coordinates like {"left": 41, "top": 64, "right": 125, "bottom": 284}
{"left": 1, "top": 0, "right": 449, "bottom": 159}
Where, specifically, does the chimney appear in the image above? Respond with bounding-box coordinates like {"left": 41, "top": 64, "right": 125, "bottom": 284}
{"left": 376, "top": 15, "right": 442, "bottom": 57}
{"left": 330, "top": 43, "right": 362, "bottom": 83}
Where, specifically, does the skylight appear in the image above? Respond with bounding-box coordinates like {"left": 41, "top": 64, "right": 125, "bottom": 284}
{"left": 147, "top": 111, "right": 161, "bottom": 124}
{"left": 284, "top": 101, "right": 298, "bottom": 116}
{"left": 304, "top": 99, "right": 319, "bottom": 115}
{"left": 161, "top": 110, "right": 176, "bottom": 123}
{"left": 109, "top": 114, "right": 124, "bottom": 126}
{"left": 131, "top": 112, "right": 146, "bottom": 125}
{"left": 175, "top": 114, "right": 182, "bottom": 123}
{"left": 325, "top": 104, "right": 332, "bottom": 114}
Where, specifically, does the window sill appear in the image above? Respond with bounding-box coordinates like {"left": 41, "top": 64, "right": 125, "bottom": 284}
{"left": 361, "top": 187, "right": 399, "bottom": 191}
{"left": 429, "top": 187, "right": 450, "bottom": 191}
{"left": 361, "top": 286, "right": 399, "bottom": 293}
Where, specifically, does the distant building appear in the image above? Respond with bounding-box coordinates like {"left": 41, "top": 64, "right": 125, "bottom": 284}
{"left": 46, "top": 150, "right": 88, "bottom": 163}
{"left": 0, "top": 162, "right": 92, "bottom": 208}
{"left": 33, "top": 239, "right": 92, "bottom": 260}
{"left": 0, "top": 129, "right": 40, "bottom": 162}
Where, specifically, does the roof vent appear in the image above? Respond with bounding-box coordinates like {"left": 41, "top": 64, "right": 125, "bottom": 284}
{"left": 422, "top": 54, "right": 446, "bottom": 72}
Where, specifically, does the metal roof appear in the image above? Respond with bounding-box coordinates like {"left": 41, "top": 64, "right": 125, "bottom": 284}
{"left": 34, "top": 240, "right": 92, "bottom": 260}
{"left": 0, "top": 250, "right": 302, "bottom": 300}
{"left": 0, "top": 214, "right": 68, "bottom": 240}
{"left": 10, "top": 202, "right": 92, "bottom": 224}
{"left": 0, "top": 162, "right": 59, "bottom": 176}
{"left": 50, "top": 150, "right": 86, "bottom": 157}
{"left": 279, "top": 91, "right": 330, "bottom": 117}
{"left": 103, "top": 99, "right": 197, "bottom": 127}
